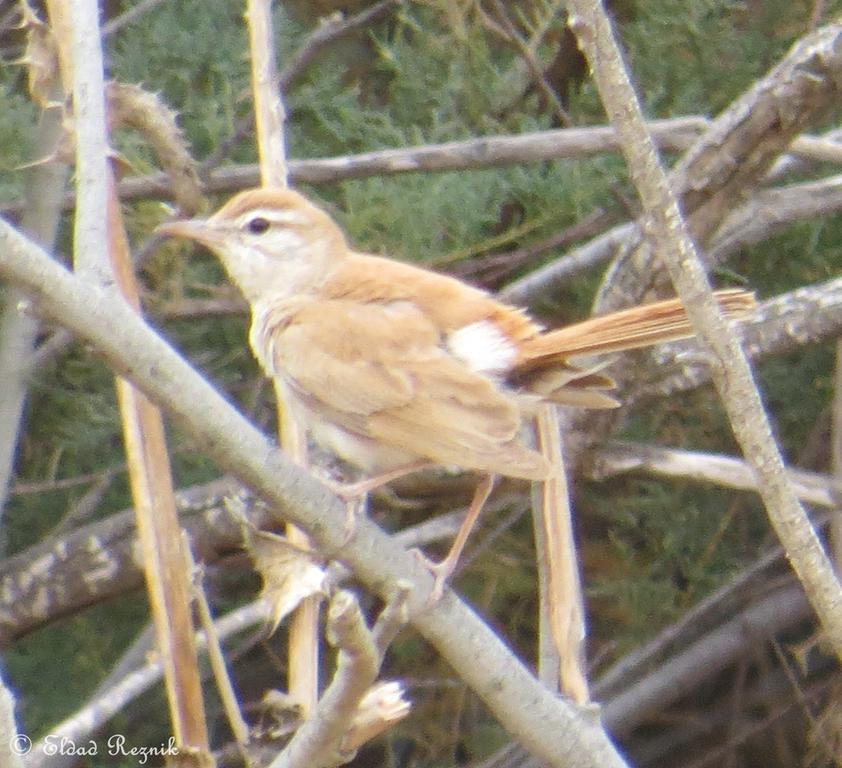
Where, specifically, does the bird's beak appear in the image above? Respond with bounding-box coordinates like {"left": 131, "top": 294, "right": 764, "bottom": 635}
{"left": 156, "top": 218, "right": 225, "bottom": 249}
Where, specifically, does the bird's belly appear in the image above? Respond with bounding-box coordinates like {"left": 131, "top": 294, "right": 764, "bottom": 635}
{"left": 308, "top": 417, "right": 417, "bottom": 474}
{"left": 275, "top": 380, "right": 417, "bottom": 473}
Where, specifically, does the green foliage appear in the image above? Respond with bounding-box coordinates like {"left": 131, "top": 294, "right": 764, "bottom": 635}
{"left": 0, "top": 80, "right": 38, "bottom": 201}
{"left": 583, "top": 477, "right": 765, "bottom": 649}
{"left": 2, "top": 0, "right": 840, "bottom": 761}
{"left": 620, "top": 0, "right": 842, "bottom": 115}
{"left": 7, "top": 595, "right": 147, "bottom": 733}
{"left": 110, "top": 0, "right": 253, "bottom": 158}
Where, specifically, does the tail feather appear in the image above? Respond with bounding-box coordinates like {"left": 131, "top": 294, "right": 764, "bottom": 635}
{"left": 518, "top": 289, "right": 755, "bottom": 367}
{"left": 512, "top": 288, "right": 755, "bottom": 409}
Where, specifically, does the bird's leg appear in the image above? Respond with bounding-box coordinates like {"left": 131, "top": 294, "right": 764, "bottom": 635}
{"left": 415, "top": 474, "right": 497, "bottom": 604}
{"left": 320, "top": 460, "right": 435, "bottom": 543}
{"left": 331, "top": 460, "right": 434, "bottom": 499}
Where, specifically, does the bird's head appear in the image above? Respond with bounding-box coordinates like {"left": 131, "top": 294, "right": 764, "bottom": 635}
{"left": 157, "top": 187, "right": 348, "bottom": 303}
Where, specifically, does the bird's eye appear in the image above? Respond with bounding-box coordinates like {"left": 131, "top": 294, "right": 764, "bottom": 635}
{"left": 246, "top": 217, "right": 271, "bottom": 235}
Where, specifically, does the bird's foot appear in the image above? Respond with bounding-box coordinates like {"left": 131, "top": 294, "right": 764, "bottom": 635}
{"left": 340, "top": 495, "right": 367, "bottom": 546}
{"left": 312, "top": 470, "right": 369, "bottom": 546}
{"left": 410, "top": 548, "right": 455, "bottom": 606}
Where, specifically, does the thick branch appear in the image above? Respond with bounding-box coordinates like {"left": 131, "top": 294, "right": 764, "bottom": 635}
{"left": 0, "top": 221, "right": 627, "bottom": 768}
{"left": 66, "top": 0, "right": 110, "bottom": 285}
{"left": 566, "top": 0, "right": 842, "bottom": 660}
{"left": 601, "top": 585, "right": 811, "bottom": 736}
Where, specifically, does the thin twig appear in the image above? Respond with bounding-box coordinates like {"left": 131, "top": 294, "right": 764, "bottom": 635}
{"left": 601, "top": 585, "right": 811, "bottom": 735}
{"left": 479, "top": 0, "right": 571, "bottom": 126}
{"left": 189, "top": 548, "right": 251, "bottom": 757}
{"left": 101, "top": 0, "right": 165, "bottom": 38}
{"left": 25, "top": 600, "right": 271, "bottom": 768}
{"left": 278, "top": 0, "right": 400, "bottom": 91}
{"left": 270, "top": 591, "right": 408, "bottom": 768}
{"left": 535, "top": 404, "right": 589, "bottom": 703}
{"left": 201, "top": 0, "right": 400, "bottom": 173}
{"left": 370, "top": 581, "right": 411, "bottom": 658}
{"left": 590, "top": 440, "right": 842, "bottom": 509}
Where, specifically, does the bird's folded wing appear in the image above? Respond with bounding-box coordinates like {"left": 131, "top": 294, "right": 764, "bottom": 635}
{"left": 273, "top": 299, "right": 549, "bottom": 479}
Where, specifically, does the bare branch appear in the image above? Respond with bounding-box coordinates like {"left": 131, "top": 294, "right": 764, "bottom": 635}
{"left": 708, "top": 173, "right": 842, "bottom": 263}
{"left": 501, "top": 172, "right": 842, "bottom": 308}
{"left": 831, "top": 341, "right": 842, "bottom": 572}
{"left": 202, "top": 0, "right": 400, "bottom": 173}
{"left": 0, "top": 478, "right": 470, "bottom": 645}
{"left": 534, "top": 405, "right": 589, "bottom": 702}
{"left": 0, "top": 115, "right": 68, "bottom": 521}
{"left": 189, "top": 550, "right": 250, "bottom": 753}
{"left": 0, "top": 670, "right": 23, "bottom": 768}
{"left": 601, "top": 585, "right": 812, "bottom": 736}
{"left": 370, "top": 581, "right": 411, "bottom": 658}
{"left": 246, "top": 0, "right": 287, "bottom": 187}
{"left": 479, "top": 0, "right": 571, "bottom": 125}
{"left": 102, "top": 0, "right": 165, "bottom": 38}
{"left": 48, "top": 117, "right": 706, "bottom": 208}
{"left": 24, "top": 600, "right": 270, "bottom": 768}
{"left": 64, "top": 0, "right": 111, "bottom": 285}
{"left": 270, "top": 591, "right": 406, "bottom": 768}
{"left": 591, "top": 18, "right": 842, "bottom": 315}
{"left": 245, "top": 0, "right": 321, "bottom": 716}
{"left": 590, "top": 441, "right": 842, "bottom": 508}
{"left": 278, "top": 0, "right": 400, "bottom": 91}
{"left": 0, "top": 217, "right": 629, "bottom": 768}
{"left": 649, "top": 276, "right": 842, "bottom": 400}
{"left": 493, "top": 532, "right": 830, "bottom": 768}
{"left": 566, "top": 1, "right": 842, "bottom": 661}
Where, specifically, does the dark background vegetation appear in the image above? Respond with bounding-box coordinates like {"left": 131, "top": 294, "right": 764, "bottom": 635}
{"left": 0, "top": 1, "right": 840, "bottom": 766}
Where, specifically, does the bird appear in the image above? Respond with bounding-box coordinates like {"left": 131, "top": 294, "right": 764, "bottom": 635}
{"left": 158, "top": 187, "right": 755, "bottom": 601}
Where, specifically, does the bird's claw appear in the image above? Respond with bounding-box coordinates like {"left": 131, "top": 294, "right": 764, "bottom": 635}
{"left": 409, "top": 548, "right": 453, "bottom": 606}
{"left": 341, "top": 496, "right": 366, "bottom": 546}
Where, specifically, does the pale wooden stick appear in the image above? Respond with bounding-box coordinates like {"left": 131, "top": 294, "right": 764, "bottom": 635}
{"left": 188, "top": 544, "right": 251, "bottom": 759}
{"left": 56, "top": 0, "right": 211, "bottom": 755}
{"left": 535, "top": 404, "right": 589, "bottom": 703}
{"left": 830, "top": 340, "right": 842, "bottom": 573}
{"left": 245, "top": 0, "right": 321, "bottom": 714}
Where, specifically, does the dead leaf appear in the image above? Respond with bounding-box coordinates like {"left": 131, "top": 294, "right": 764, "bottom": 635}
{"left": 246, "top": 528, "right": 326, "bottom": 633}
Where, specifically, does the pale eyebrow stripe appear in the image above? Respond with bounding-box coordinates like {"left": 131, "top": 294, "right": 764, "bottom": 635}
{"left": 236, "top": 208, "right": 306, "bottom": 226}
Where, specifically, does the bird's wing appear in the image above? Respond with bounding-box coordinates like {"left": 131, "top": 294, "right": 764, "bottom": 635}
{"left": 271, "top": 299, "right": 549, "bottom": 480}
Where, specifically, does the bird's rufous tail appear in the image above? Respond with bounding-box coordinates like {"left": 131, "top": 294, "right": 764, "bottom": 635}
{"left": 520, "top": 288, "right": 755, "bottom": 364}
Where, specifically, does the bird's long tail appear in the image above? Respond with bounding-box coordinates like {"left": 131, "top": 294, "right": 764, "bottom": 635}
{"left": 520, "top": 288, "right": 755, "bottom": 363}
{"left": 513, "top": 289, "right": 756, "bottom": 409}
